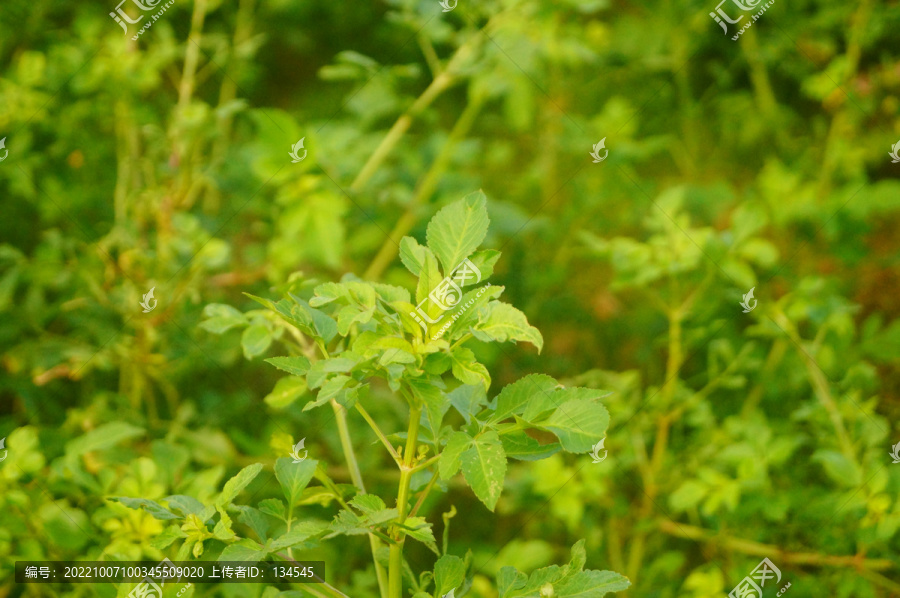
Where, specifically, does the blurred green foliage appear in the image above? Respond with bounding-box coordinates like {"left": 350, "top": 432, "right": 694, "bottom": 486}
{"left": 2, "top": 0, "right": 900, "bottom": 596}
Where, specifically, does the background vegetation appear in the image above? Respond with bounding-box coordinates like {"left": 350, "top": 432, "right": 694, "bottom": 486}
{"left": 2, "top": 0, "right": 900, "bottom": 596}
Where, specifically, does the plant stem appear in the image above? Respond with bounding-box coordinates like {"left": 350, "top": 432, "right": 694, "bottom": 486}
{"left": 389, "top": 403, "right": 421, "bottom": 598}
{"left": 332, "top": 400, "right": 389, "bottom": 598}
{"left": 363, "top": 95, "right": 484, "bottom": 281}
{"left": 356, "top": 403, "right": 402, "bottom": 466}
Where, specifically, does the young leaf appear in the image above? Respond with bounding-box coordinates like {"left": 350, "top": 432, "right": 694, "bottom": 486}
{"left": 217, "top": 463, "right": 264, "bottom": 508}
{"left": 399, "top": 236, "right": 429, "bottom": 277}
{"left": 460, "top": 431, "right": 507, "bottom": 511}
{"left": 408, "top": 378, "right": 450, "bottom": 444}
{"left": 107, "top": 497, "right": 180, "bottom": 521}
{"left": 500, "top": 431, "right": 561, "bottom": 461}
{"left": 450, "top": 347, "right": 491, "bottom": 391}
{"left": 426, "top": 191, "right": 490, "bottom": 275}
{"left": 470, "top": 303, "right": 543, "bottom": 353}
{"left": 275, "top": 458, "right": 319, "bottom": 506}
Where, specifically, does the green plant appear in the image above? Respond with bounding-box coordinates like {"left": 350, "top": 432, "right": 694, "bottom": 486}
{"left": 110, "top": 192, "right": 630, "bottom": 597}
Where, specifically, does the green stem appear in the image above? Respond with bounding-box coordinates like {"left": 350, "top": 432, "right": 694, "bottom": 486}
{"left": 356, "top": 403, "right": 402, "bottom": 466}
{"left": 332, "top": 401, "right": 389, "bottom": 598}
{"left": 389, "top": 403, "right": 421, "bottom": 598}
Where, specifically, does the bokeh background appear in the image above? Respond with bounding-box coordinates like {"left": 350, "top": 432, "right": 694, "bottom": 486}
{"left": 2, "top": 0, "right": 900, "bottom": 596}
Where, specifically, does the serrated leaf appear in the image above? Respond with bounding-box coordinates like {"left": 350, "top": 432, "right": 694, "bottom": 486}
{"left": 270, "top": 521, "right": 329, "bottom": 550}
{"left": 276, "top": 458, "right": 319, "bottom": 506}
{"left": 490, "top": 374, "right": 558, "bottom": 424}
{"left": 500, "top": 431, "right": 560, "bottom": 461}
{"left": 498, "top": 566, "right": 527, "bottom": 598}
{"left": 217, "top": 463, "right": 264, "bottom": 508}
{"left": 107, "top": 497, "right": 180, "bottom": 520}
{"left": 218, "top": 538, "right": 269, "bottom": 562}
{"left": 537, "top": 399, "right": 610, "bottom": 454}
{"left": 434, "top": 555, "right": 466, "bottom": 595}
{"left": 400, "top": 236, "right": 429, "bottom": 277}
{"left": 265, "top": 356, "right": 311, "bottom": 376}
{"left": 448, "top": 384, "right": 488, "bottom": 424}
{"left": 236, "top": 506, "right": 270, "bottom": 542}
{"left": 450, "top": 347, "right": 491, "bottom": 391}
{"left": 553, "top": 569, "right": 631, "bottom": 597}
{"left": 426, "top": 191, "right": 490, "bottom": 275}
{"left": 440, "top": 431, "right": 473, "bottom": 480}
{"left": 165, "top": 495, "right": 208, "bottom": 519}
{"left": 258, "top": 498, "right": 286, "bottom": 520}
{"left": 264, "top": 376, "right": 307, "bottom": 409}
{"left": 460, "top": 431, "right": 507, "bottom": 511}
{"left": 471, "top": 302, "right": 543, "bottom": 353}
{"left": 408, "top": 378, "right": 449, "bottom": 443}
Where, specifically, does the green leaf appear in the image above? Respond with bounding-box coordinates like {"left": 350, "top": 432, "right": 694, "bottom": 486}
{"left": 416, "top": 248, "right": 444, "bottom": 308}
{"left": 200, "top": 303, "right": 248, "bottom": 334}
{"left": 66, "top": 422, "right": 145, "bottom": 456}
{"left": 236, "top": 506, "right": 270, "bottom": 542}
{"left": 448, "top": 384, "right": 488, "bottom": 424}
{"left": 460, "top": 431, "right": 507, "bottom": 511}
{"left": 275, "top": 457, "right": 319, "bottom": 506}
{"left": 537, "top": 399, "right": 610, "bottom": 454}
{"left": 165, "top": 495, "right": 209, "bottom": 519}
{"left": 218, "top": 538, "right": 269, "bottom": 562}
{"left": 498, "top": 566, "right": 527, "bottom": 598}
{"left": 399, "top": 236, "right": 429, "bottom": 277}
{"left": 490, "top": 374, "right": 558, "bottom": 424}
{"left": 265, "top": 355, "right": 311, "bottom": 376}
{"left": 440, "top": 431, "right": 473, "bottom": 480}
{"left": 434, "top": 555, "right": 466, "bottom": 595}
{"left": 450, "top": 347, "right": 491, "bottom": 391}
{"left": 217, "top": 463, "right": 264, "bottom": 508}
{"left": 553, "top": 570, "right": 631, "bottom": 597}
{"left": 426, "top": 190, "right": 490, "bottom": 275}
{"left": 270, "top": 521, "right": 329, "bottom": 550}
{"left": 471, "top": 302, "right": 543, "bottom": 353}
{"left": 241, "top": 324, "right": 273, "bottom": 359}
{"left": 264, "top": 376, "right": 307, "bottom": 409}
{"left": 258, "top": 498, "right": 286, "bottom": 521}
{"left": 399, "top": 516, "right": 439, "bottom": 554}
{"left": 107, "top": 497, "right": 180, "bottom": 520}
{"left": 500, "top": 431, "right": 560, "bottom": 461}
{"left": 812, "top": 450, "right": 862, "bottom": 487}
{"left": 408, "top": 378, "right": 449, "bottom": 443}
